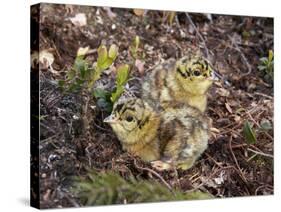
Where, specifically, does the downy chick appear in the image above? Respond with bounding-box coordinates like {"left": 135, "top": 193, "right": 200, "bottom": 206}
{"left": 142, "top": 55, "right": 215, "bottom": 113}
{"left": 104, "top": 98, "right": 209, "bottom": 170}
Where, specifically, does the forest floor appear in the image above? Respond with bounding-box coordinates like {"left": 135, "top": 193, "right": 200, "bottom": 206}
{"left": 32, "top": 3, "right": 274, "bottom": 208}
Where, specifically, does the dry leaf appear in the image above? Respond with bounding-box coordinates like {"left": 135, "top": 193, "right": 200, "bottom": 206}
{"left": 214, "top": 171, "right": 225, "bottom": 185}
{"left": 234, "top": 115, "right": 241, "bottom": 123}
{"left": 251, "top": 102, "right": 258, "bottom": 107}
{"left": 133, "top": 9, "right": 146, "bottom": 16}
{"left": 69, "top": 13, "right": 87, "bottom": 27}
{"left": 96, "top": 14, "right": 104, "bottom": 25}
{"left": 39, "top": 50, "right": 54, "bottom": 70}
{"left": 225, "top": 103, "right": 233, "bottom": 113}
{"left": 217, "top": 88, "right": 230, "bottom": 97}
{"left": 135, "top": 59, "right": 145, "bottom": 75}
{"left": 77, "top": 46, "right": 90, "bottom": 57}
{"left": 105, "top": 66, "right": 116, "bottom": 75}
{"left": 65, "top": 5, "right": 74, "bottom": 14}
{"left": 210, "top": 127, "right": 220, "bottom": 134}
{"left": 214, "top": 81, "right": 223, "bottom": 87}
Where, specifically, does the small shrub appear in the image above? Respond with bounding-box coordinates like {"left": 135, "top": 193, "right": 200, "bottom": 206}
{"left": 59, "top": 44, "right": 118, "bottom": 93}
{"left": 93, "top": 64, "right": 130, "bottom": 112}
{"left": 72, "top": 170, "right": 213, "bottom": 206}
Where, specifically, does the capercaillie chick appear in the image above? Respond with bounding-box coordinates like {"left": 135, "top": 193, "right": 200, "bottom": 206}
{"left": 104, "top": 97, "right": 209, "bottom": 170}
{"left": 142, "top": 55, "right": 215, "bottom": 113}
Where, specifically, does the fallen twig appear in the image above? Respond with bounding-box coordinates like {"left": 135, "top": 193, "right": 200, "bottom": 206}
{"left": 247, "top": 148, "right": 273, "bottom": 159}
{"left": 185, "top": 13, "right": 209, "bottom": 58}
{"left": 255, "top": 184, "right": 273, "bottom": 195}
{"left": 228, "top": 136, "right": 248, "bottom": 183}
{"left": 227, "top": 34, "right": 252, "bottom": 76}
{"left": 254, "top": 92, "right": 273, "bottom": 100}
{"left": 133, "top": 159, "right": 173, "bottom": 191}
{"left": 205, "top": 152, "right": 223, "bottom": 167}
{"left": 40, "top": 122, "right": 57, "bottom": 134}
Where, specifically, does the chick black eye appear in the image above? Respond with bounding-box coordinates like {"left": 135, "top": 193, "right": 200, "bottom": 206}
{"left": 126, "top": 116, "right": 134, "bottom": 122}
{"left": 193, "top": 70, "right": 201, "bottom": 76}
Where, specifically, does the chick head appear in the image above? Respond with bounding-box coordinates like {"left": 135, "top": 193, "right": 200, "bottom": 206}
{"left": 175, "top": 55, "right": 215, "bottom": 95}
{"left": 104, "top": 98, "right": 155, "bottom": 145}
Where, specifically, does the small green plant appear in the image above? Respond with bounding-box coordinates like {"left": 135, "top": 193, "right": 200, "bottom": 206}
{"left": 129, "top": 35, "right": 146, "bottom": 75}
{"left": 93, "top": 64, "right": 130, "bottom": 112}
{"left": 162, "top": 11, "right": 176, "bottom": 26}
{"left": 72, "top": 170, "right": 212, "bottom": 206}
{"left": 93, "top": 38, "right": 140, "bottom": 111}
{"left": 258, "top": 50, "right": 274, "bottom": 83}
{"left": 129, "top": 35, "right": 141, "bottom": 60}
{"left": 89, "top": 44, "right": 118, "bottom": 88}
{"left": 59, "top": 44, "right": 118, "bottom": 93}
{"left": 243, "top": 119, "right": 273, "bottom": 144}
{"left": 243, "top": 120, "right": 257, "bottom": 144}
{"left": 59, "top": 40, "right": 141, "bottom": 113}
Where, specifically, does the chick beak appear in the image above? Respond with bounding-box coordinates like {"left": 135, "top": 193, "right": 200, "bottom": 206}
{"left": 103, "top": 115, "right": 118, "bottom": 124}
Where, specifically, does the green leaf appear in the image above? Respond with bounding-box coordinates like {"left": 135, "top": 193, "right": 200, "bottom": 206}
{"left": 88, "top": 67, "right": 102, "bottom": 89}
{"left": 58, "top": 80, "right": 65, "bottom": 88}
{"left": 75, "top": 78, "right": 84, "bottom": 86}
{"left": 242, "top": 30, "right": 250, "bottom": 39}
{"left": 68, "top": 82, "right": 81, "bottom": 92}
{"left": 97, "top": 45, "right": 108, "bottom": 67}
{"left": 116, "top": 64, "right": 130, "bottom": 86}
{"left": 110, "top": 64, "right": 130, "bottom": 103}
{"left": 268, "top": 50, "right": 273, "bottom": 62}
{"left": 96, "top": 44, "right": 118, "bottom": 71}
{"left": 134, "top": 36, "right": 140, "bottom": 50}
{"left": 80, "top": 68, "right": 86, "bottom": 79}
{"left": 74, "top": 58, "right": 89, "bottom": 79}
{"left": 93, "top": 88, "right": 111, "bottom": 100}
{"left": 257, "top": 65, "right": 266, "bottom": 71}
{"left": 96, "top": 98, "right": 113, "bottom": 112}
{"left": 108, "top": 44, "right": 118, "bottom": 60}
{"left": 75, "top": 58, "right": 87, "bottom": 71}
{"left": 168, "top": 12, "right": 176, "bottom": 25}
{"left": 67, "top": 68, "right": 76, "bottom": 80}
{"left": 33, "top": 115, "right": 48, "bottom": 120}
{"left": 260, "top": 119, "right": 272, "bottom": 131}
{"left": 98, "top": 60, "right": 113, "bottom": 70}
{"left": 130, "top": 36, "right": 140, "bottom": 59}
{"left": 130, "top": 46, "right": 136, "bottom": 59}
{"left": 39, "top": 115, "right": 48, "bottom": 120}
{"left": 243, "top": 120, "right": 257, "bottom": 144}
{"left": 110, "top": 86, "right": 124, "bottom": 103}
{"left": 84, "top": 67, "right": 94, "bottom": 80}
{"left": 259, "top": 57, "right": 268, "bottom": 64}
